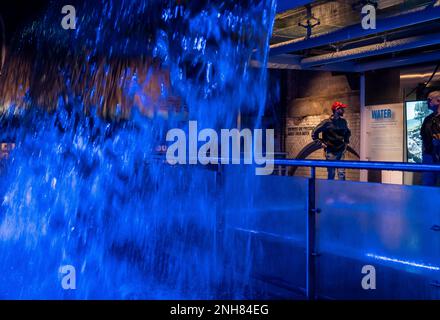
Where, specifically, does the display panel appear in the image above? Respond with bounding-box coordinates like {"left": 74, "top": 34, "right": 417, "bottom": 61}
{"left": 405, "top": 101, "right": 431, "bottom": 163}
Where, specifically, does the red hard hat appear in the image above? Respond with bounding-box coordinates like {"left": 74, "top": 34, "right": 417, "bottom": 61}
{"left": 331, "top": 101, "right": 348, "bottom": 111}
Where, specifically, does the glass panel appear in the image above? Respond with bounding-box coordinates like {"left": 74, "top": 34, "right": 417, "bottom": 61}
{"left": 222, "top": 166, "right": 308, "bottom": 297}
{"left": 316, "top": 179, "right": 440, "bottom": 299}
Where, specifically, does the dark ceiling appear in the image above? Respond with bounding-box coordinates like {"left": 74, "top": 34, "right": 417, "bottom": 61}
{"left": 0, "top": 0, "right": 50, "bottom": 43}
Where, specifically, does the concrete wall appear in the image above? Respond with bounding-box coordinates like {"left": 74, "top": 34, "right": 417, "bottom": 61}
{"left": 283, "top": 70, "right": 361, "bottom": 180}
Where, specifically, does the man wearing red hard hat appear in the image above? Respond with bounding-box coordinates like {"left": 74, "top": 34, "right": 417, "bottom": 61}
{"left": 311, "top": 101, "right": 351, "bottom": 180}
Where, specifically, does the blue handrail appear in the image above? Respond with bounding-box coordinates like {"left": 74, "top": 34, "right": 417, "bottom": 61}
{"left": 273, "top": 159, "right": 440, "bottom": 173}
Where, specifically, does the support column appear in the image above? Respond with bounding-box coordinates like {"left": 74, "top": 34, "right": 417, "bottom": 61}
{"left": 306, "top": 167, "right": 318, "bottom": 299}
{"left": 360, "top": 73, "right": 368, "bottom": 182}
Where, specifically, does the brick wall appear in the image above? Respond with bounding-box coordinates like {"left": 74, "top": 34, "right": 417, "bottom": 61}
{"left": 283, "top": 71, "right": 361, "bottom": 181}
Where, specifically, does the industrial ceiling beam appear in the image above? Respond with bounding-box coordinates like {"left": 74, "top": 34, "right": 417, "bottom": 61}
{"left": 355, "top": 51, "right": 440, "bottom": 72}
{"left": 270, "top": 4, "right": 440, "bottom": 55}
{"left": 301, "top": 33, "right": 440, "bottom": 68}
{"left": 268, "top": 51, "right": 440, "bottom": 73}
{"left": 303, "top": 62, "right": 358, "bottom": 72}
{"left": 267, "top": 54, "right": 358, "bottom": 72}
{"left": 276, "top": 0, "right": 315, "bottom": 13}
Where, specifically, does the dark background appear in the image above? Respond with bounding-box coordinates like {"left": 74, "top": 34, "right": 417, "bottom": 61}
{"left": 0, "top": 0, "right": 50, "bottom": 43}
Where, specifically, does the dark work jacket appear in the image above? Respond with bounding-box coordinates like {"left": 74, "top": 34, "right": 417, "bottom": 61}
{"left": 312, "top": 116, "right": 351, "bottom": 153}
{"left": 420, "top": 112, "right": 440, "bottom": 159}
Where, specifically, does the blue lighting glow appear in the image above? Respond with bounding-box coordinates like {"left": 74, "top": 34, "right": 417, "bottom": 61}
{"left": 366, "top": 253, "right": 440, "bottom": 271}
{"left": 0, "top": 0, "right": 277, "bottom": 299}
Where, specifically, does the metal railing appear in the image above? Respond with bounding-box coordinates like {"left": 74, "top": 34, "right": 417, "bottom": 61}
{"left": 271, "top": 159, "right": 440, "bottom": 300}
{"left": 157, "top": 155, "right": 440, "bottom": 298}
{"left": 274, "top": 159, "right": 440, "bottom": 173}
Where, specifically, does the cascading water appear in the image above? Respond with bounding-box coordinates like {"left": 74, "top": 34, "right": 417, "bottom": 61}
{"left": 0, "top": 0, "right": 276, "bottom": 299}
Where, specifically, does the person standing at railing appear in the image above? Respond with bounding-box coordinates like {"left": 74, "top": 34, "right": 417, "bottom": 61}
{"left": 421, "top": 91, "right": 440, "bottom": 186}
{"left": 311, "top": 101, "right": 351, "bottom": 180}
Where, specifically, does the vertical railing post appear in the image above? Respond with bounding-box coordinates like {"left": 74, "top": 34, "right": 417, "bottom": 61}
{"left": 214, "top": 163, "right": 224, "bottom": 286}
{"left": 306, "top": 166, "right": 317, "bottom": 300}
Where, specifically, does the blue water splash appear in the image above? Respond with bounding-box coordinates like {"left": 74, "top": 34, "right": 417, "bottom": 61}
{"left": 0, "top": 0, "right": 276, "bottom": 299}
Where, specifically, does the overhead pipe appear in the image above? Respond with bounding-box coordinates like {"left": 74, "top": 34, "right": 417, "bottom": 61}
{"left": 298, "top": 51, "right": 440, "bottom": 72}
{"left": 301, "top": 33, "right": 440, "bottom": 68}
{"left": 400, "top": 65, "right": 440, "bottom": 88}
